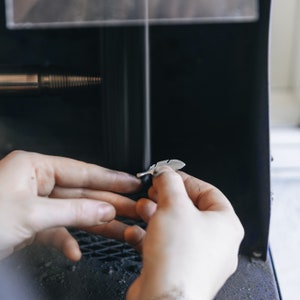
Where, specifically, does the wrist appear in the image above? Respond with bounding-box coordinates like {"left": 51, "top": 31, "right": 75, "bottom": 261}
{"left": 140, "top": 287, "right": 211, "bottom": 300}
{"left": 138, "top": 265, "right": 212, "bottom": 300}
{"left": 146, "top": 287, "right": 186, "bottom": 300}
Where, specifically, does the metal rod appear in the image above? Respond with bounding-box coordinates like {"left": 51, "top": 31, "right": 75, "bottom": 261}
{"left": 0, "top": 68, "right": 102, "bottom": 93}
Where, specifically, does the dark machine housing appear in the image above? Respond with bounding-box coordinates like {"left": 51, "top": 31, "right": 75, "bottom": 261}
{"left": 0, "top": 1, "right": 280, "bottom": 299}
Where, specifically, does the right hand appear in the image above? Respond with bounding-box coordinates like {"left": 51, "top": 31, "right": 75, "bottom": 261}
{"left": 125, "top": 167, "right": 244, "bottom": 300}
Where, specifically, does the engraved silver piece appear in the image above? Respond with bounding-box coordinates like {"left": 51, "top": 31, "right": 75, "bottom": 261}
{"left": 136, "top": 159, "right": 186, "bottom": 178}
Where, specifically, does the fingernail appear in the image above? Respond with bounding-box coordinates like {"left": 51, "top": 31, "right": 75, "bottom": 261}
{"left": 98, "top": 203, "right": 115, "bottom": 222}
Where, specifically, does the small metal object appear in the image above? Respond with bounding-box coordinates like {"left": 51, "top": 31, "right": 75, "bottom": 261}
{"left": 0, "top": 68, "right": 102, "bottom": 93}
{"left": 252, "top": 251, "right": 263, "bottom": 259}
{"left": 39, "top": 73, "right": 101, "bottom": 90}
{"left": 136, "top": 159, "right": 186, "bottom": 178}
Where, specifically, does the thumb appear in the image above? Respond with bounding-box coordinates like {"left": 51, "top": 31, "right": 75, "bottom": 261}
{"left": 152, "top": 166, "right": 190, "bottom": 209}
{"left": 36, "top": 228, "right": 82, "bottom": 261}
{"left": 29, "top": 197, "right": 116, "bottom": 232}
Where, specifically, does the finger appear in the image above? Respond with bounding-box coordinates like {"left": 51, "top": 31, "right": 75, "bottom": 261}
{"left": 4, "top": 151, "right": 142, "bottom": 195}
{"left": 124, "top": 225, "right": 145, "bottom": 253}
{"left": 152, "top": 166, "right": 191, "bottom": 209}
{"left": 0, "top": 151, "right": 142, "bottom": 196}
{"left": 179, "top": 171, "right": 234, "bottom": 212}
{"left": 147, "top": 186, "right": 158, "bottom": 202}
{"left": 82, "top": 220, "right": 129, "bottom": 241}
{"left": 35, "top": 228, "right": 82, "bottom": 261}
{"left": 31, "top": 197, "right": 116, "bottom": 232}
{"left": 39, "top": 154, "right": 142, "bottom": 193}
{"left": 50, "top": 187, "right": 139, "bottom": 219}
{"left": 136, "top": 198, "right": 157, "bottom": 223}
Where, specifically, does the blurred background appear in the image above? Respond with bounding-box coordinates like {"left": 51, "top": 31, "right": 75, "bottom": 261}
{"left": 270, "top": 0, "right": 300, "bottom": 299}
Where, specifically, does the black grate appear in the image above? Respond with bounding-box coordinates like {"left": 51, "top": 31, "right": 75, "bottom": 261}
{"left": 70, "top": 218, "right": 145, "bottom": 263}
{"left": 74, "top": 231, "right": 141, "bottom": 262}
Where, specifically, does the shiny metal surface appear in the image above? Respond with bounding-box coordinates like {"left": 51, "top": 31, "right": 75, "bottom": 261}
{"left": 5, "top": 0, "right": 258, "bottom": 28}
{"left": 0, "top": 74, "right": 39, "bottom": 90}
{"left": 0, "top": 69, "right": 102, "bottom": 92}
{"left": 136, "top": 159, "right": 186, "bottom": 178}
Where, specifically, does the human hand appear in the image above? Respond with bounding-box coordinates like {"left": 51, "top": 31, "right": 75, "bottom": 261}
{"left": 0, "top": 151, "right": 141, "bottom": 261}
{"left": 125, "top": 167, "right": 244, "bottom": 300}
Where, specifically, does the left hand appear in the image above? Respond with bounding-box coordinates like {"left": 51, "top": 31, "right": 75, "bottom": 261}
{"left": 0, "top": 150, "right": 141, "bottom": 261}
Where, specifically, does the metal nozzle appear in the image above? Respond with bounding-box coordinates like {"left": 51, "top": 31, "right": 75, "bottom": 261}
{"left": 39, "top": 73, "right": 102, "bottom": 89}
{"left": 0, "top": 68, "right": 102, "bottom": 93}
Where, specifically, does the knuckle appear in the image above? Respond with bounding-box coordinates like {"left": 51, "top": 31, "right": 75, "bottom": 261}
{"left": 70, "top": 201, "right": 95, "bottom": 226}
{"left": 234, "top": 218, "right": 245, "bottom": 242}
{"left": 77, "top": 188, "right": 86, "bottom": 198}
{"left": 24, "top": 203, "right": 42, "bottom": 232}
{"left": 7, "top": 150, "right": 27, "bottom": 161}
{"left": 71, "top": 202, "right": 85, "bottom": 224}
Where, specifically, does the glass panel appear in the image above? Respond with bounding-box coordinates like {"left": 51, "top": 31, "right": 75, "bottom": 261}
{"left": 5, "top": 0, "right": 258, "bottom": 28}
{"left": 149, "top": 0, "right": 258, "bottom": 23}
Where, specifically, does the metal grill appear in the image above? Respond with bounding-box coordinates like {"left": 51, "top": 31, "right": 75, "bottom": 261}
{"left": 70, "top": 218, "right": 145, "bottom": 263}
{"left": 74, "top": 231, "right": 141, "bottom": 262}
